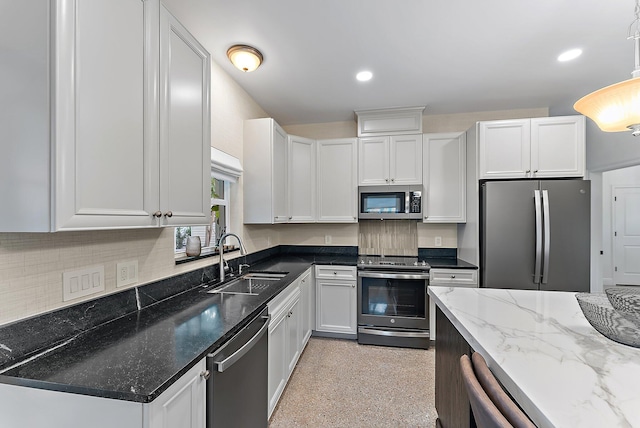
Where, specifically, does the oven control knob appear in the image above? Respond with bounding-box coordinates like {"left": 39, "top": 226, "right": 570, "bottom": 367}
{"left": 390, "top": 319, "right": 395, "bottom": 324}
{"left": 359, "top": 259, "right": 364, "bottom": 264}
{"left": 421, "top": 261, "right": 427, "bottom": 266}
{"left": 368, "top": 260, "right": 372, "bottom": 264}
{"left": 413, "top": 261, "right": 418, "bottom": 266}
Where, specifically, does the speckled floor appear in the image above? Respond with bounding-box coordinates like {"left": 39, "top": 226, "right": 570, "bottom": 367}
{"left": 269, "top": 337, "right": 437, "bottom": 428}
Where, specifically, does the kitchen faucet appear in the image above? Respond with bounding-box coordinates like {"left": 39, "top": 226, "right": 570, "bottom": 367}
{"left": 217, "top": 233, "right": 247, "bottom": 282}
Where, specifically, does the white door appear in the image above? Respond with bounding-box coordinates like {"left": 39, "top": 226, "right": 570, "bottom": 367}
{"left": 146, "top": 359, "right": 206, "bottom": 428}
{"left": 390, "top": 134, "right": 422, "bottom": 185}
{"left": 358, "top": 137, "right": 389, "bottom": 185}
{"left": 531, "top": 116, "right": 585, "bottom": 178}
{"left": 316, "top": 280, "right": 357, "bottom": 334}
{"left": 286, "top": 298, "right": 301, "bottom": 374}
{"left": 478, "top": 119, "right": 531, "bottom": 179}
{"left": 273, "top": 122, "right": 289, "bottom": 222}
{"left": 423, "top": 132, "right": 466, "bottom": 223}
{"left": 613, "top": 187, "right": 640, "bottom": 285}
{"left": 267, "top": 313, "right": 287, "bottom": 417}
{"left": 288, "top": 135, "right": 316, "bottom": 222}
{"left": 317, "top": 138, "right": 358, "bottom": 222}
{"left": 55, "top": 0, "right": 159, "bottom": 230}
{"left": 159, "top": 6, "right": 211, "bottom": 226}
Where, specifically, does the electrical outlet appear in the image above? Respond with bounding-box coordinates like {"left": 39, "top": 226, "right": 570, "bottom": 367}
{"left": 325, "top": 235, "right": 332, "bottom": 244}
{"left": 116, "top": 260, "right": 138, "bottom": 288}
{"left": 63, "top": 265, "right": 105, "bottom": 302}
{"left": 435, "top": 236, "right": 442, "bottom": 247}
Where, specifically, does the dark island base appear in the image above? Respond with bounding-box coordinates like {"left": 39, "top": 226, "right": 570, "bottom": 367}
{"left": 434, "top": 307, "right": 475, "bottom": 428}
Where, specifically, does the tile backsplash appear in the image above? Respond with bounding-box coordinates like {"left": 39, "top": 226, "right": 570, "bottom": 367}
{"left": 358, "top": 220, "right": 418, "bottom": 256}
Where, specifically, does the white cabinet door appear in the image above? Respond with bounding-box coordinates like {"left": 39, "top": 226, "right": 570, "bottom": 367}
{"left": 317, "top": 138, "right": 358, "bottom": 222}
{"left": 358, "top": 136, "right": 390, "bottom": 185}
{"left": 390, "top": 134, "right": 422, "bottom": 185}
{"left": 288, "top": 135, "right": 316, "bottom": 222}
{"left": 243, "top": 118, "right": 289, "bottom": 224}
{"left": 267, "top": 311, "right": 287, "bottom": 417}
{"left": 316, "top": 279, "right": 357, "bottom": 335}
{"left": 273, "top": 124, "right": 289, "bottom": 222}
{"left": 531, "top": 116, "right": 585, "bottom": 178}
{"left": 146, "top": 359, "right": 207, "bottom": 428}
{"left": 423, "top": 132, "right": 466, "bottom": 223}
{"left": 55, "top": 0, "right": 159, "bottom": 230}
{"left": 286, "top": 297, "right": 301, "bottom": 374}
{"left": 299, "top": 268, "right": 313, "bottom": 348}
{"left": 478, "top": 119, "right": 531, "bottom": 179}
{"left": 159, "top": 6, "right": 211, "bottom": 227}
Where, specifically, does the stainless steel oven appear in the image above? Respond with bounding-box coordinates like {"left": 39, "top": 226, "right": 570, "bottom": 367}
{"left": 357, "top": 256, "right": 430, "bottom": 349}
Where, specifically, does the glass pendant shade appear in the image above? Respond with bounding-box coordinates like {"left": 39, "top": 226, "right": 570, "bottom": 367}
{"left": 574, "top": 76, "right": 640, "bottom": 132}
{"left": 227, "top": 45, "right": 263, "bottom": 72}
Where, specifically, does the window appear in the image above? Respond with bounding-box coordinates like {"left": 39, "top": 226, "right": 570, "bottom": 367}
{"left": 175, "top": 177, "right": 231, "bottom": 255}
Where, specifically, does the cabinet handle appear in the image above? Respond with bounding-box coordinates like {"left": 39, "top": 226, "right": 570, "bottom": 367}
{"left": 526, "top": 170, "right": 531, "bottom": 173}
{"left": 289, "top": 216, "right": 292, "bottom": 220}
{"left": 451, "top": 275, "right": 456, "bottom": 279}
{"left": 385, "top": 178, "right": 389, "bottom": 183}
{"left": 352, "top": 284, "right": 355, "bottom": 288}
{"left": 164, "top": 211, "right": 173, "bottom": 218}
{"left": 200, "top": 370, "right": 211, "bottom": 380}
{"left": 534, "top": 169, "right": 539, "bottom": 173}
{"left": 152, "top": 211, "right": 162, "bottom": 218}
{"left": 391, "top": 178, "right": 395, "bottom": 183}
{"left": 333, "top": 272, "right": 337, "bottom": 275}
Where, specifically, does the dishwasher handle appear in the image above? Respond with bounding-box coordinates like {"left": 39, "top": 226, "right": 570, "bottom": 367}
{"left": 211, "top": 313, "right": 270, "bottom": 373}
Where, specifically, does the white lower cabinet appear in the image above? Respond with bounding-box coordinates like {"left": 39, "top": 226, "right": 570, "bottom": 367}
{"left": 145, "top": 359, "right": 207, "bottom": 428}
{"left": 428, "top": 268, "right": 478, "bottom": 340}
{"left": 267, "top": 267, "right": 313, "bottom": 418}
{"left": 0, "top": 358, "right": 207, "bottom": 428}
{"left": 315, "top": 266, "right": 357, "bottom": 336}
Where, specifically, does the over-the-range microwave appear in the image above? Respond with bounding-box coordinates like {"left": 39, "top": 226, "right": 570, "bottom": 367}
{"left": 358, "top": 185, "right": 423, "bottom": 220}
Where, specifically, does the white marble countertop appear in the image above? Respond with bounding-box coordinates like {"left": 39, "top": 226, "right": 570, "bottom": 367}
{"left": 428, "top": 286, "right": 640, "bottom": 428}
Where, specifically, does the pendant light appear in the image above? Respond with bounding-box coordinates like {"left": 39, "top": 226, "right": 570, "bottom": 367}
{"left": 574, "top": 0, "right": 640, "bottom": 136}
{"left": 227, "top": 45, "right": 263, "bottom": 72}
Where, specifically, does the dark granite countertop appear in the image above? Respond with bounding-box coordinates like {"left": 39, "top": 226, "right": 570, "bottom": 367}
{"left": 0, "top": 255, "right": 347, "bottom": 404}
{"left": 426, "top": 258, "right": 477, "bottom": 269}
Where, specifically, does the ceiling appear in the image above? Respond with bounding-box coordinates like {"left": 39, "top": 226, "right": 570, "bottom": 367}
{"left": 163, "top": 0, "right": 635, "bottom": 126}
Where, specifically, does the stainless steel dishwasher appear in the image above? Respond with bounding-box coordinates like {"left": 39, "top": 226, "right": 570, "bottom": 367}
{"left": 206, "top": 307, "right": 270, "bottom": 428}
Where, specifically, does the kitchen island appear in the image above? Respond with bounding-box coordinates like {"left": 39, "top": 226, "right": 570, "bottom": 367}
{"left": 428, "top": 286, "right": 640, "bottom": 428}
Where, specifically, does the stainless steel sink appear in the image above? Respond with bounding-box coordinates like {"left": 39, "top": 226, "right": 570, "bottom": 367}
{"left": 208, "top": 272, "right": 288, "bottom": 296}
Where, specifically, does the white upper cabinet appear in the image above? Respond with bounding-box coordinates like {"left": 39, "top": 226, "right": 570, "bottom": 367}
{"left": 423, "top": 132, "right": 466, "bottom": 223}
{"left": 244, "top": 118, "right": 289, "bottom": 224}
{"left": 317, "top": 138, "right": 358, "bottom": 222}
{"left": 0, "top": 0, "right": 210, "bottom": 231}
{"left": 159, "top": 6, "right": 211, "bottom": 227}
{"left": 530, "top": 116, "right": 585, "bottom": 178}
{"left": 358, "top": 135, "right": 422, "bottom": 186}
{"left": 478, "top": 116, "right": 585, "bottom": 179}
{"left": 288, "top": 135, "right": 316, "bottom": 222}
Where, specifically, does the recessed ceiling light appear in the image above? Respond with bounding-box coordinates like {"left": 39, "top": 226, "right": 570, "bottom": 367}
{"left": 356, "top": 71, "right": 373, "bottom": 82}
{"left": 558, "top": 48, "right": 582, "bottom": 62}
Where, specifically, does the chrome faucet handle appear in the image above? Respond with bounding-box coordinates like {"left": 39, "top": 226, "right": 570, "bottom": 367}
{"left": 223, "top": 259, "right": 231, "bottom": 273}
{"left": 239, "top": 264, "right": 250, "bottom": 275}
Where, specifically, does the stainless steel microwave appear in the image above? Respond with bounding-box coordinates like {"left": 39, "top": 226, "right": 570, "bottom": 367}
{"left": 358, "top": 185, "right": 423, "bottom": 220}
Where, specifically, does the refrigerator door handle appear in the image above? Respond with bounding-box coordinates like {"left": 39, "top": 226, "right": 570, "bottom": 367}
{"left": 534, "top": 190, "right": 542, "bottom": 283}
{"left": 542, "top": 189, "right": 551, "bottom": 284}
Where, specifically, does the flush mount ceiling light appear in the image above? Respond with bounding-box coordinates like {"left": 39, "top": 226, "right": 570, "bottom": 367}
{"left": 356, "top": 71, "right": 373, "bottom": 82}
{"left": 227, "top": 45, "right": 263, "bottom": 72}
{"left": 574, "top": 0, "right": 640, "bottom": 136}
{"left": 558, "top": 48, "right": 582, "bottom": 62}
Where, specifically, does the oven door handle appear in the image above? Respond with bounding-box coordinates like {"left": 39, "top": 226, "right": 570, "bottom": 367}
{"left": 357, "top": 271, "right": 430, "bottom": 280}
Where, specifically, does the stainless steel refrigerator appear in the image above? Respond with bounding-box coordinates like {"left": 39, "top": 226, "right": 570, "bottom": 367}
{"left": 480, "top": 180, "right": 590, "bottom": 292}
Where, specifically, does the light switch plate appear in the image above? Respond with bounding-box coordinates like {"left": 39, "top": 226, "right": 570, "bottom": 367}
{"left": 117, "top": 260, "right": 138, "bottom": 288}
{"left": 435, "top": 236, "right": 442, "bottom": 247}
{"left": 63, "top": 265, "right": 105, "bottom": 302}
